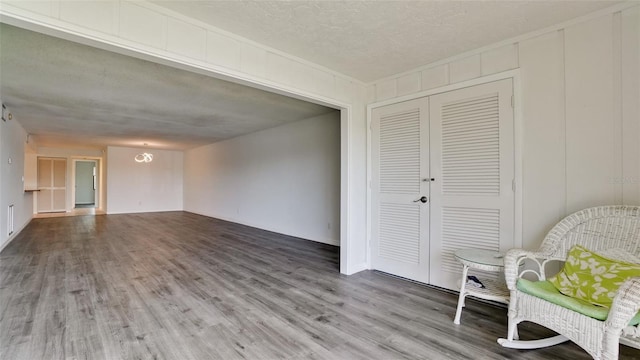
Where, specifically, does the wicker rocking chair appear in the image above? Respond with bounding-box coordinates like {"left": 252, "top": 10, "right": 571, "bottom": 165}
{"left": 498, "top": 205, "right": 640, "bottom": 359}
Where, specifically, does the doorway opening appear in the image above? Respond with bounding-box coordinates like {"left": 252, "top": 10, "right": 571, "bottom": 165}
{"left": 74, "top": 159, "right": 98, "bottom": 209}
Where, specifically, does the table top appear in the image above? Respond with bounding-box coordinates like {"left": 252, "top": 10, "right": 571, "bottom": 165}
{"left": 454, "top": 248, "right": 505, "bottom": 268}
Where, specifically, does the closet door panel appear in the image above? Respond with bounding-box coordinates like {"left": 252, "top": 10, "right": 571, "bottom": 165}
{"left": 37, "top": 158, "right": 67, "bottom": 213}
{"left": 371, "top": 97, "right": 430, "bottom": 283}
{"left": 38, "top": 189, "right": 53, "bottom": 212}
{"left": 53, "top": 159, "right": 66, "bottom": 187}
{"left": 38, "top": 159, "right": 52, "bottom": 187}
{"left": 429, "top": 79, "right": 515, "bottom": 290}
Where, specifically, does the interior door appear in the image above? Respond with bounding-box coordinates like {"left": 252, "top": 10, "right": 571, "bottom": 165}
{"left": 75, "top": 161, "right": 96, "bottom": 205}
{"left": 38, "top": 158, "right": 67, "bottom": 213}
{"left": 371, "top": 97, "right": 430, "bottom": 283}
{"left": 429, "top": 79, "right": 515, "bottom": 290}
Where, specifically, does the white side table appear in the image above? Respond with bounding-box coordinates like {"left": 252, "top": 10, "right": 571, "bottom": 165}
{"left": 453, "top": 248, "right": 510, "bottom": 325}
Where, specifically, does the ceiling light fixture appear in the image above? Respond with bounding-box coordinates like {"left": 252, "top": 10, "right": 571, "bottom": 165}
{"left": 134, "top": 152, "right": 153, "bottom": 163}
{"left": 135, "top": 143, "right": 153, "bottom": 163}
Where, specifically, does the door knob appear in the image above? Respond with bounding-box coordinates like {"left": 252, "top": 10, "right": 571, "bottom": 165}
{"left": 413, "top": 196, "right": 428, "bottom": 203}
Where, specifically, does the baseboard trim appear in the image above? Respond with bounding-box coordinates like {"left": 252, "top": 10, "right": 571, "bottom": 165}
{"left": 184, "top": 210, "right": 340, "bottom": 247}
{"left": 0, "top": 217, "right": 32, "bottom": 254}
{"left": 106, "top": 208, "right": 183, "bottom": 215}
{"left": 344, "top": 262, "right": 369, "bottom": 275}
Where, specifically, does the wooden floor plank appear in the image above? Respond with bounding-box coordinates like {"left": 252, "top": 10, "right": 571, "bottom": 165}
{"left": 0, "top": 212, "right": 637, "bottom": 359}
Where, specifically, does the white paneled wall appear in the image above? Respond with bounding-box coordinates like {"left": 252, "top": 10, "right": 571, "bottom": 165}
{"left": 565, "top": 15, "right": 616, "bottom": 213}
{"left": 481, "top": 44, "right": 519, "bottom": 76}
{"left": 421, "top": 65, "right": 449, "bottom": 91}
{"left": 0, "top": 0, "right": 362, "bottom": 104}
{"left": 396, "top": 73, "right": 421, "bottom": 97}
{"left": 449, "top": 55, "right": 482, "bottom": 84}
{"left": 240, "top": 43, "right": 267, "bottom": 78}
{"left": 622, "top": 7, "right": 640, "bottom": 208}
{"left": 59, "top": 1, "right": 118, "bottom": 34}
{"left": 370, "top": 5, "right": 640, "bottom": 250}
{"left": 166, "top": 18, "right": 206, "bottom": 61}
{"left": 119, "top": 2, "right": 166, "bottom": 48}
{"left": 373, "top": 44, "right": 518, "bottom": 102}
{"left": 519, "top": 31, "right": 567, "bottom": 245}
{"left": 206, "top": 31, "right": 241, "bottom": 70}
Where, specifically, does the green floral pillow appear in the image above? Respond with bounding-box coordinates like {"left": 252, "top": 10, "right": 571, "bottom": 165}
{"left": 549, "top": 245, "right": 640, "bottom": 307}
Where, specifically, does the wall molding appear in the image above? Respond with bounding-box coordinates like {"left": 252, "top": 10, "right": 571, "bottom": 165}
{"left": 0, "top": 2, "right": 361, "bottom": 107}
{"left": 185, "top": 210, "right": 340, "bottom": 247}
{"left": 348, "top": 262, "right": 369, "bottom": 275}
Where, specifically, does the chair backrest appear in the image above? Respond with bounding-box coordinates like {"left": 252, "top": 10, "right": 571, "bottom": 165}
{"left": 538, "top": 206, "right": 640, "bottom": 261}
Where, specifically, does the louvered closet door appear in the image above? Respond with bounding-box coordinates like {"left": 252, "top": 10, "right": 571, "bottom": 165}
{"left": 371, "top": 97, "right": 430, "bottom": 283}
{"left": 429, "top": 79, "right": 514, "bottom": 290}
{"left": 37, "top": 158, "right": 67, "bottom": 213}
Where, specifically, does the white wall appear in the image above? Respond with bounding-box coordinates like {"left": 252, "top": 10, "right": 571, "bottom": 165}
{"left": 0, "top": 106, "right": 34, "bottom": 251}
{"left": 184, "top": 112, "right": 341, "bottom": 245}
{"left": 369, "top": 5, "right": 640, "bottom": 251}
{"left": 106, "top": 146, "right": 183, "bottom": 214}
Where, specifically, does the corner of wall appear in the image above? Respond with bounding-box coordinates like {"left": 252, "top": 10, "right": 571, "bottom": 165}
{"left": 0, "top": 104, "right": 34, "bottom": 252}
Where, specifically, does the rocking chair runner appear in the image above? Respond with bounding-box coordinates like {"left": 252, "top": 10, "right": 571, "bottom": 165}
{"left": 498, "top": 205, "right": 640, "bottom": 360}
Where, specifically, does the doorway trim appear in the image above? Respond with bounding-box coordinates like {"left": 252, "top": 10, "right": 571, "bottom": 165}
{"left": 71, "top": 157, "right": 104, "bottom": 212}
{"left": 366, "top": 69, "right": 523, "bottom": 270}
{"left": 1, "top": 9, "right": 360, "bottom": 274}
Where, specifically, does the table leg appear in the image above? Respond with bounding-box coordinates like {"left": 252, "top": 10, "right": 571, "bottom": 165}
{"left": 453, "top": 264, "right": 469, "bottom": 325}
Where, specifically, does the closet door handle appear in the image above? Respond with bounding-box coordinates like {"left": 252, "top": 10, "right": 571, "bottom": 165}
{"left": 413, "top": 196, "right": 428, "bottom": 204}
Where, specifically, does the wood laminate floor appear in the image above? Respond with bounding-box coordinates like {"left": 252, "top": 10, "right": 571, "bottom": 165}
{"left": 1, "top": 212, "right": 638, "bottom": 360}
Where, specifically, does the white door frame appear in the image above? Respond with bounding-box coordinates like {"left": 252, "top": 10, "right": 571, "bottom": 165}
{"left": 366, "top": 69, "right": 523, "bottom": 270}
{"left": 71, "top": 158, "right": 100, "bottom": 209}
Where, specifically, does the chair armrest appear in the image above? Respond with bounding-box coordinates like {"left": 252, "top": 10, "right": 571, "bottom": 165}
{"left": 504, "top": 248, "right": 547, "bottom": 290}
{"left": 605, "top": 277, "right": 640, "bottom": 330}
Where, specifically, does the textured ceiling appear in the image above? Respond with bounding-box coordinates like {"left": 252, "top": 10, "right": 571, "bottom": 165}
{"left": 152, "top": 0, "right": 618, "bottom": 82}
{"left": 0, "top": 24, "right": 335, "bottom": 150}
